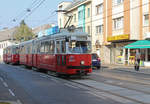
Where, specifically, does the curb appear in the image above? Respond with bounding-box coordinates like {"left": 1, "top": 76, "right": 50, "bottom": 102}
{"left": 101, "top": 64, "right": 150, "bottom": 75}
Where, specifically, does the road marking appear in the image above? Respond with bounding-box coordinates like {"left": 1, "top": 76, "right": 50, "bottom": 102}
{"left": 0, "top": 77, "right": 4, "bottom": 82}
{"left": 40, "top": 75, "right": 48, "bottom": 78}
{"left": 3, "top": 82, "right": 8, "bottom": 87}
{"left": 64, "top": 83, "right": 79, "bottom": 89}
{"left": 51, "top": 79, "right": 59, "bottom": 83}
{"left": 86, "top": 91, "right": 107, "bottom": 100}
{"left": 17, "top": 99, "right": 23, "bottom": 104}
{"left": 8, "top": 89, "right": 15, "bottom": 97}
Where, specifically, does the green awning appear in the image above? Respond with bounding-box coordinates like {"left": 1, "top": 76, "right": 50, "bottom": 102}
{"left": 124, "top": 40, "right": 150, "bottom": 49}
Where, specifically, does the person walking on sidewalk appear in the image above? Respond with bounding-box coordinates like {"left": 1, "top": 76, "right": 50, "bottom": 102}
{"left": 134, "top": 49, "right": 141, "bottom": 71}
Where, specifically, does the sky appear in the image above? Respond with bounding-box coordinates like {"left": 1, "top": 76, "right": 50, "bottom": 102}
{"left": 0, "top": 0, "right": 72, "bottom": 30}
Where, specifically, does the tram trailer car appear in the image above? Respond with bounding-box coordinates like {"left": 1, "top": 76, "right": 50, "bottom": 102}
{"left": 19, "top": 28, "right": 92, "bottom": 75}
{"left": 19, "top": 40, "right": 35, "bottom": 68}
{"left": 3, "top": 45, "right": 19, "bottom": 64}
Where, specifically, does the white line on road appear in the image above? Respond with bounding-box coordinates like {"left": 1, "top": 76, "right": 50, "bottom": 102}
{"left": 40, "top": 75, "right": 48, "bottom": 78}
{"left": 17, "top": 99, "right": 23, "bottom": 104}
{"left": 64, "top": 83, "right": 79, "bottom": 89}
{"left": 8, "top": 89, "right": 15, "bottom": 97}
{"left": 0, "top": 77, "right": 4, "bottom": 82}
{"left": 86, "top": 91, "right": 107, "bottom": 100}
{"left": 3, "top": 82, "right": 8, "bottom": 87}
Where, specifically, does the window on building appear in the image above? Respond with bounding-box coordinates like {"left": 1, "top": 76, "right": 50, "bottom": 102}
{"left": 144, "top": 14, "right": 149, "bottom": 26}
{"left": 78, "top": 9, "right": 85, "bottom": 21}
{"left": 96, "top": 25, "right": 103, "bottom": 34}
{"left": 87, "top": 8, "right": 90, "bottom": 18}
{"left": 114, "top": 0, "right": 124, "bottom": 6}
{"left": 78, "top": 11, "right": 82, "bottom": 20}
{"left": 59, "top": 5, "right": 63, "bottom": 10}
{"left": 74, "top": 14, "right": 76, "bottom": 22}
{"left": 113, "top": 17, "right": 124, "bottom": 30}
{"left": 96, "top": 3, "right": 103, "bottom": 15}
{"left": 87, "top": 26, "right": 90, "bottom": 34}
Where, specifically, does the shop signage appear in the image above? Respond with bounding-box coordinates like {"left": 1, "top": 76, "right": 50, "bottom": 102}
{"left": 107, "top": 34, "right": 130, "bottom": 42}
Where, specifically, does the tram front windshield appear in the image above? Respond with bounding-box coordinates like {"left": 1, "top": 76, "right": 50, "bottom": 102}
{"left": 69, "top": 41, "right": 91, "bottom": 54}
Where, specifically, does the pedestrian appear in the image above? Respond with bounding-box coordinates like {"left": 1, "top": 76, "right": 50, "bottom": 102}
{"left": 134, "top": 49, "right": 141, "bottom": 71}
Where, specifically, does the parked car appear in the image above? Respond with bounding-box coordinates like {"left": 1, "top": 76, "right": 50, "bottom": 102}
{"left": 92, "top": 53, "right": 101, "bottom": 69}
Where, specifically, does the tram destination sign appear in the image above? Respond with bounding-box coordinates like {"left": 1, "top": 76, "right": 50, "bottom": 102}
{"left": 70, "top": 36, "right": 90, "bottom": 41}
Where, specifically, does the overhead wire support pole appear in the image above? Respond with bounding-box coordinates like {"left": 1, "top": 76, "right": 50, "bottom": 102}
{"left": 56, "top": 10, "right": 73, "bottom": 29}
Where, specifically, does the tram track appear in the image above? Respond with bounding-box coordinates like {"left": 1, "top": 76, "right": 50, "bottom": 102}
{"left": 41, "top": 72, "right": 150, "bottom": 104}
{"left": 4, "top": 64, "right": 150, "bottom": 104}
{"left": 93, "top": 71, "right": 150, "bottom": 85}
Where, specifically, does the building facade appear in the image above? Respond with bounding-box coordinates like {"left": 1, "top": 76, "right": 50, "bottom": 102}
{"left": 57, "top": 0, "right": 150, "bottom": 66}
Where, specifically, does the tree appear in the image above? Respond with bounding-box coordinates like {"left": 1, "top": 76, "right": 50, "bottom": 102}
{"left": 13, "top": 20, "right": 35, "bottom": 42}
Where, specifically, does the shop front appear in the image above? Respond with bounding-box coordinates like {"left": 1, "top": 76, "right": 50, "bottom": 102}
{"left": 107, "top": 34, "right": 131, "bottom": 65}
{"left": 124, "top": 40, "right": 150, "bottom": 67}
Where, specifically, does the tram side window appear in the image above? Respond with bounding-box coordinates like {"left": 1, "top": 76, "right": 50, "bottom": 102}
{"left": 30, "top": 45, "right": 32, "bottom": 54}
{"left": 49, "top": 41, "right": 54, "bottom": 54}
{"left": 61, "top": 41, "right": 66, "bottom": 53}
{"left": 37, "top": 44, "right": 40, "bottom": 53}
{"left": 56, "top": 41, "right": 60, "bottom": 53}
{"left": 40, "top": 43, "right": 45, "bottom": 53}
{"left": 27, "top": 46, "right": 30, "bottom": 54}
{"left": 45, "top": 41, "right": 49, "bottom": 53}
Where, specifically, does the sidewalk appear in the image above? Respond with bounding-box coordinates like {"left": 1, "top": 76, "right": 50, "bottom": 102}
{"left": 102, "top": 64, "right": 150, "bottom": 75}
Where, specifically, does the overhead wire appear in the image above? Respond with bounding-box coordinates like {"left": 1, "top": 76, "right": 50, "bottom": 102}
{"left": 23, "top": 0, "right": 47, "bottom": 20}
{"left": 12, "top": 0, "right": 43, "bottom": 22}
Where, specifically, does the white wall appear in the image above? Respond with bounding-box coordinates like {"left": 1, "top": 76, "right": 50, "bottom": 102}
{"left": 92, "top": 0, "right": 104, "bottom": 47}
{"left": 130, "top": 0, "right": 140, "bottom": 40}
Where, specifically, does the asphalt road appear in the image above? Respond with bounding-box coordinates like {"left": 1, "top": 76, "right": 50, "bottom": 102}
{"left": 0, "top": 64, "right": 124, "bottom": 104}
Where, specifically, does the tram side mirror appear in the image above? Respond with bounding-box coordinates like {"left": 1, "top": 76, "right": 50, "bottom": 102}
{"left": 65, "top": 37, "right": 69, "bottom": 42}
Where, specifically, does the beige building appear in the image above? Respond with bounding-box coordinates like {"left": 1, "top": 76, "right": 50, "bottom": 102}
{"left": 58, "top": 0, "right": 150, "bottom": 66}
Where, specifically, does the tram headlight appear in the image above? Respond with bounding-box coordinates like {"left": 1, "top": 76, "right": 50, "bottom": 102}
{"left": 81, "top": 61, "right": 85, "bottom": 65}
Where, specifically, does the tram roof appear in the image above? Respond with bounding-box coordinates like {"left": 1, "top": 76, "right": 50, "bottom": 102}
{"left": 37, "top": 28, "right": 90, "bottom": 41}
{"left": 18, "top": 28, "right": 90, "bottom": 45}
{"left": 5, "top": 44, "right": 19, "bottom": 49}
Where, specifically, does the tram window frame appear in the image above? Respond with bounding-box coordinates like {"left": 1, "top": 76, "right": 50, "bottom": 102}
{"left": 27, "top": 45, "right": 30, "bottom": 54}
{"left": 52, "top": 40, "right": 55, "bottom": 54}
{"left": 33, "top": 43, "right": 38, "bottom": 54}
{"left": 61, "top": 41, "right": 66, "bottom": 53}
{"left": 62, "top": 55, "right": 66, "bottom": 65}
{"left": 30, "top": 44, "right": 32, "bottom": 54}
{"left": 56, "top": 41, "right": 60, "bottom": 54}
{"left": 37, "top": 43, "right": 40, "bottom": 54}
{"left": 49, "top": 41, "right": 52, "bottom": 54}
{"left": 44, "top": 41, "right": 50, "bottom": 53}
{"left": 49, "top": 40, "right": 53, "bottom": 54}
{"left": 40, "top": 42, "right": 45, "bottom": 53}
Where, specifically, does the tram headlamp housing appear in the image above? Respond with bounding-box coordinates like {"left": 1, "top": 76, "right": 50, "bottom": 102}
{"left": 81, "top": 61, "right": 85, "bottom": 65}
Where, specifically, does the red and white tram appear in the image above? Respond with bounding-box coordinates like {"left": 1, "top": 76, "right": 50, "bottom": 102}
{"left": 33, "top": 28, "right": 92, "bottom": 75}
{"left": 8, "top": 28, "right": 92, "bottom": 76}
{"left": 3, "top": 45, "right": 19, "bottom": 64}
